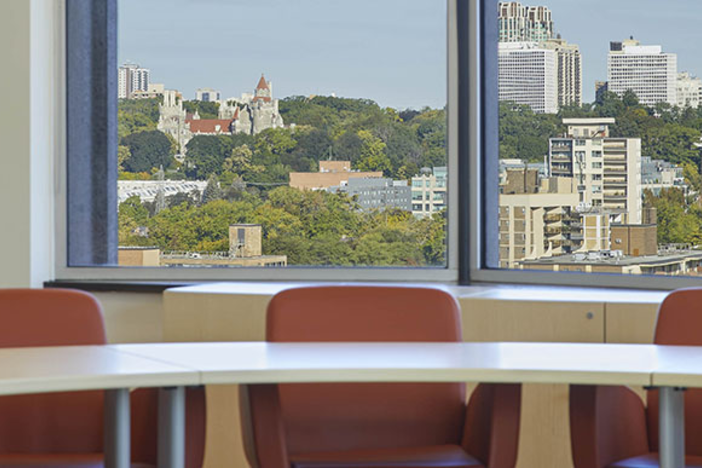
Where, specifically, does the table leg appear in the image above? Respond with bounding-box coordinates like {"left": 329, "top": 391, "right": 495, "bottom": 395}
{"left": 659, "top": 386, "right": 685, "bottom": 468}
{"left": 105, "top": 388, "right": 130, "bottom": 468}
{"left": 158, "top": 386, "right": 186, "bottom": 468}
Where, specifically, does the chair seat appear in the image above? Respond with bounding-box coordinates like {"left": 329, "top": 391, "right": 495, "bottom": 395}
{"left": 0, "top": 453, "right": 154, "bottom": 468}
{"left": 610, "top": 453, "right": 702, "bottom": 468}
{"left": 291, "top": 444, "right": 483, "bottom": 468}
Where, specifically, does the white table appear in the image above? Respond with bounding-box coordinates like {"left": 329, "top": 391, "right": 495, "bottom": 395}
{"left": 0, "top": 342, "right": 697, "bottom": 468}
{"left": 114, "top": 341, "right": 696, "bottom": 468}
{"left": 0, "top": 345, "right": 199, "bottom": 468}
{"left": 650, "top": 346, "right": 702, "bottom": 468}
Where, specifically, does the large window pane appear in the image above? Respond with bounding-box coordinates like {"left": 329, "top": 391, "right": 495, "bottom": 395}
{"left": 115, "top": 0, "right": 448, "bottom": 269}
{"left": 495, "top": 0, "right": 702, "bottom": 277}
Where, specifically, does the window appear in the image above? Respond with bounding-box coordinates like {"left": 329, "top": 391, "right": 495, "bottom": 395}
{"left": 62, "top": 0, "right": 698, "bottom": 289}
{"left": 479, "top": 0, "right": 702, "bottom": 289}
{"left": 60, "top": 0, "right": 458, "bottom": 282}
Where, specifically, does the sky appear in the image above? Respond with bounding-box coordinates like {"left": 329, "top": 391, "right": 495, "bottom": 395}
{"left": 118, "top": 0, "right": 447, "bottom": 110}
{"left": 119, "top": 0, "right": 702, "bottom": 108}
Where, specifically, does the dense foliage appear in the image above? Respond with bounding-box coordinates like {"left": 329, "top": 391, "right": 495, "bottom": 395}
{"left": 118, "top": 95, "right": 448, "bottom": 266}
{"left": 121, "top": 130, "right": 177, "bottom": 173}
{"left": 119, "top": 188, "right": 446, "bottom": 266}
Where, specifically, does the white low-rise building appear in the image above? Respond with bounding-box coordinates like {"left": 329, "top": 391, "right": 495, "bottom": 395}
{"left": 118, "top": 180, "right": 208, "bottom": 204}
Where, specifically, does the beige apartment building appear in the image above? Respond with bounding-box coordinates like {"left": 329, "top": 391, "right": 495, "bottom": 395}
{"left": 499, "top": 176, "right": 579, "bottom": 269}
{"left": 499, "top": 172, "right": 618, "bottom": 269}
{"left": 289, "top": 161, "right": 382, "bottom": 191}
{"left": 411, "top": 167, "right": 447, "bottom": 218}
{"left": 549, "top": 118, "right": 642, "bottom": 224}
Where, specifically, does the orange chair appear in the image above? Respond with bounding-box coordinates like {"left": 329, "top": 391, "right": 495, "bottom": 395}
{"left": 570, "top": 288, "right": 702, "bottom": 468}
{"left": 0, "top": 288, "right": 206, "bottom": 468}
{"left": 242, "top": 286, "right": 522, "bottom": 468}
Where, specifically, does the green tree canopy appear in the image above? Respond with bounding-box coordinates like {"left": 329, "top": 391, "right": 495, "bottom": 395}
{"left": 121, "top": 130, "right": 176, "bottom": 173}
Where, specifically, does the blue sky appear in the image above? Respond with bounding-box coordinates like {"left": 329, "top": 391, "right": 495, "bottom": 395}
{"left": 119, "top": 0, "right": 702, "bottom": 108}
{"left": 118, "top": 0, "right": 447, "bottom": 109}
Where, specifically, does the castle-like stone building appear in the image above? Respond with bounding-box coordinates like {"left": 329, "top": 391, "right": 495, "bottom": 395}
{"left": 158, "top": 75, "right": 285, "bottom": 153}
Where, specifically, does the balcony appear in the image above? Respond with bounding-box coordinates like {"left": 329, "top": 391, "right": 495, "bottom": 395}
{"left": 603, "top": 167, "right": 627, "bottom": 174}
{"left": 604, "top": 191, "right": 627, "bottom": 199}
{"left": 550, "top": 154, "right": 571, "bottom": 162}
{"left": 604, "top": 158, "right": 627, "bottom": 164}
{"left": 603, "top": 179, "right": 627, "bottom": 187}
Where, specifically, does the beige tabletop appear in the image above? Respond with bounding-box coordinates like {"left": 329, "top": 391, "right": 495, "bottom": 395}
{"left": 0, "top": 345, "right": 199, "bottom": 396}
{"left": 111, "top": 341, "right": 670, "bottom": 387}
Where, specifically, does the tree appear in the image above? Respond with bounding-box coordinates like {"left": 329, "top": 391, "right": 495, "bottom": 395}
{"left": 185, "top": 134, "right": 254, "bottom": 180}
{"left": 644, "top": 188, "right": 702, "bottom": 245}
{"left": 183, "top": 100, "right": 220, "bottom": 120}
{"left": 642, "top": 124, "right": 701, "bottom": 166}
{"left": 117, "top": 146, "right": 131, "bottom": 171}
{"left": 121, "top": 131, "right": 176, "bottom": 173}
{"left": 223, "top": 144, "right": 264, "bottom": 177}
{"left": 200, "top": 174, "right": 223, "bottom": 205}
{"left": 355, "top": 130, "right": 392, "bottom": 175}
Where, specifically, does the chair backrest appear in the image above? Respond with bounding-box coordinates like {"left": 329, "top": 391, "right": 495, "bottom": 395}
{"left": 647, "top": 288, "right": 702, "bottom": 455}
{"left": 0, "top": 289, "right": 106, "bottom": 453}
{"left": 255, "top": 285, "right": 466, "bottom": 455}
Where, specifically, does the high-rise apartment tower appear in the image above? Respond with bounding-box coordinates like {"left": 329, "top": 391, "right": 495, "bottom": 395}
{"left": 607, "top": 38, "right": 677, "bottom": 107}
{"left": 498, "top": 2, "right": 553, "bottom": 42}
{"left": 498, "top": 42, "right": 558, "bottom": 114}
{"left": 118, "top": 63, "right": 150, "bottom": 99}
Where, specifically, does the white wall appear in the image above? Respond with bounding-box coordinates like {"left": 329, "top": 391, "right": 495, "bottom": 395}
{"left": 0, "top": 0, "right": 54, "bottom": 288}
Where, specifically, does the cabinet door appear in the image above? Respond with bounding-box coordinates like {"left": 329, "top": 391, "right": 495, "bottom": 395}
{"left": 460, "top": 297, "right": 605, "bottom": 468}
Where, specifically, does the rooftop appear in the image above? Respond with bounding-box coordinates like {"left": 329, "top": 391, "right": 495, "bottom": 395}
{"left": 521, "top": 250, "right": 702, "bottom": 268}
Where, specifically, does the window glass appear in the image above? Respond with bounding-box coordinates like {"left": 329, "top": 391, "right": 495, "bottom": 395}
{"left": 496, "top": 0, "right": 702, "bottom": 277}
{"left": 116, "top": 0, "right": 448, "bottom": 269}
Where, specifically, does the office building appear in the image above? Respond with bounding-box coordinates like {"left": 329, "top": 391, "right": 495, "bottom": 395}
{"left": 411, "top": 167, "right": 447, "bottom": 218}
{"left": 118, "top": 63, "right": 150, "bottom": 99}
{"left": 676, "top": 72, "right": 702, "bottom": 109}
{"left": 542, "top": 38, "right": 582, "bottom": 107}
{"left": 289, "top": 161, "right": 382, "bottom": 191}
{"left": 607, "top": 38, "right": 677, "bottom": 107}
{"left": 498, "top": 2, "right": 553, "bottom": 43}
{"left": 498, "top": 42, "right": 558, "bottom": 114}
{"left": 333, "top": 178, "right": 412, "bottom": 212}
{"left": 549, "top": 118, "right": 642, "bottom": 224}
{"left": 196, "top": 88, "right": 221, "bottom": 102}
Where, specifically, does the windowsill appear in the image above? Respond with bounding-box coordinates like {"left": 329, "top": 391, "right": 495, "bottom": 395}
{"left": 46, "top": 280, "right": 669, "bottom": 305}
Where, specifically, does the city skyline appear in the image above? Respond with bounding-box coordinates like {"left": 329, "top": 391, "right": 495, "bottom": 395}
{"left": 118, "top": 0, "right": 447, "bottom": 110}
{"left": 552, "top": 0, "right": 702, "bottom": 102}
